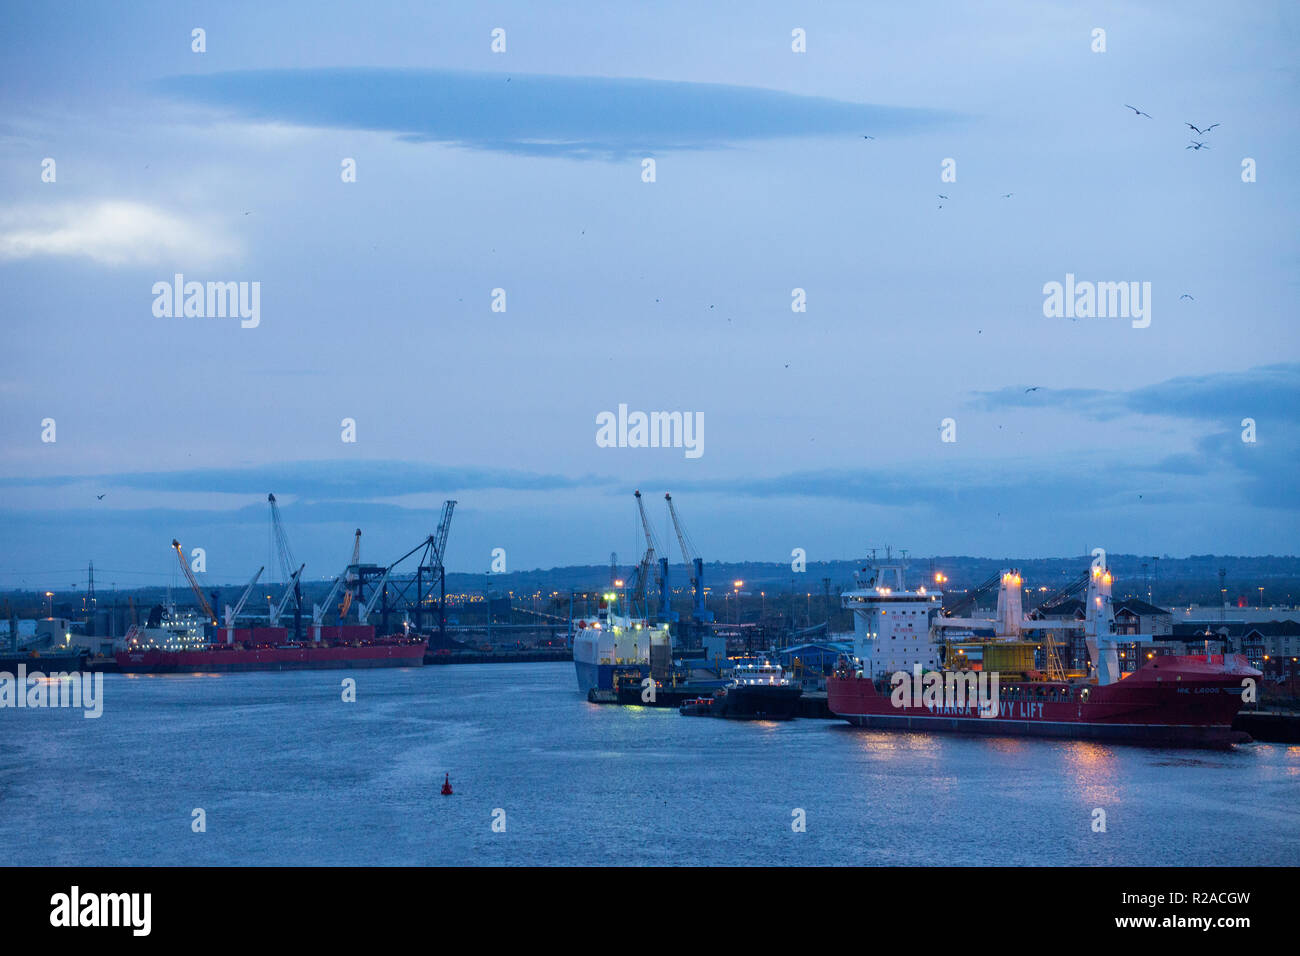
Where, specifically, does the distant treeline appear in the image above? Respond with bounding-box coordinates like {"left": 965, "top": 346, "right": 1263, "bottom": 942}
{"left": 7, "top": 553, "right": 1299, "bottom": 618}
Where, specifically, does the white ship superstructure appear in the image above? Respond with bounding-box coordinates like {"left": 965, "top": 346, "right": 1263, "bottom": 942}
{"left": 841, "top": 552, "right": 945, "bottom": 677}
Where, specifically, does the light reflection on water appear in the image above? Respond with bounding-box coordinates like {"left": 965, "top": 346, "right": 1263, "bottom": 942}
{"left": 1, "top": 662, "right": 1295, "bottom": 866}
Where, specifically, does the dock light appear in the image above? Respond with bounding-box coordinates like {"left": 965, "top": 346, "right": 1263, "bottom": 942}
{"left": 934, "top": 573, "right": 947, "bottom": 584}
{"left": 614, "top": 580, "right": 623, "bottom": 587}
{"left": 733, "top": 580, "right": 743, "bottom": 588}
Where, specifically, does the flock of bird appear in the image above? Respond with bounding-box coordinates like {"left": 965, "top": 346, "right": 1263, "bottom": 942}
{"left": 1124, "top": 104, "right": 1221, "bottom": 150}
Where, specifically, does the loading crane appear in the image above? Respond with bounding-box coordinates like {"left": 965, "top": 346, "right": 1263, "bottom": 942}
{"left": 268, "top": 493, "right": 304, "bottom": 639}
{"left": 313, "top": 530, "right": 362, "bottom": 635}
{"left": 269, "top": 563, "right": 305, "bottom": 627}
{"left": 357, "top": 501, "right": 456, "bottom": 640}
{"left": 941, "top": 570, "right": 1003, "bottom": 619}
{"left": 340, "top": 528, "right": 362, "bottom": 619}
{"left": 223, "top": 565, "right": 264, "bottom": 631}
{"left": 172, "top": 539, "right": 217, "bottom": 625}
{"left": 632, "top": 490, "right": 661, "bottom": 619}
{"left": 1028, "top": 571, "right": 1091, "bottom": 618}
{"left": 665, "top": 493, "right": 713, "bottom": 624}
{"left": 357, "top": 565, "right": 393, "bottom": 626}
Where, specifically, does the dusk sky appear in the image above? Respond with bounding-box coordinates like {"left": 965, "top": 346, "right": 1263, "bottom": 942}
{"left": 1, "top": 1, "right": 1297, "bottom": 589}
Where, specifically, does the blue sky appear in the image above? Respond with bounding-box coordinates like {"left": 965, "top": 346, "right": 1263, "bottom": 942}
{"left": 1, "top": 1, "right": 1297, "bottom": 588}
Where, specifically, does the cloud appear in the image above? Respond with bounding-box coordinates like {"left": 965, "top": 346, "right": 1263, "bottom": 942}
{"left": 0, "top": 460, "right": 612, "bottom": 498}
{"left": 157, "top": 68, "right": 953, "bottom": 160}
{"left": 0, "top": 200, "right": 240, "bottom": 267}
{"left": 970, "top": 363, "right": 1300, "bottom": 422}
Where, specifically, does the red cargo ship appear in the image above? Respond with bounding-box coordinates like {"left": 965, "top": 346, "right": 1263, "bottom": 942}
{"left": 828, "top": 653, "right": 1259, "bottom": 746}
{"left": 826, "top": 552, "right": 1261, "bottom": 747}
{"left": 115, "top": 615, "right": 427, "bottom": 673}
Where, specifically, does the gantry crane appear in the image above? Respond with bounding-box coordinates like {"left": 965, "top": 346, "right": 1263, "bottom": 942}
{"left": 665, "top": 493, "right": 713, "bottom": 625}
{"left": 172, "top": 538, "right": 217, "bottom": 625}
{"left": 357, "top": 501, "right": 455, "bottom": 641}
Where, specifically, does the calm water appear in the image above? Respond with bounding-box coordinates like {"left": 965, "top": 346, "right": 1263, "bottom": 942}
{"left": 2, "top": 662, "right": 1297, "bottom": 866}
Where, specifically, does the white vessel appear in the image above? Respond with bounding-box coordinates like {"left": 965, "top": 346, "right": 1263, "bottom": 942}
{"left": 571, "top": 590, "right": 670, "bottom": 694}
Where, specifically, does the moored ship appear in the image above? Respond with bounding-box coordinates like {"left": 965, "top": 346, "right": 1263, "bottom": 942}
{"left": 826, "top": 552, "right": 1260, "bottom": 746}
{"left": 711, "top": 661, "right": 803, "bottom": 720}
{"left": 115, "top": 606, "right": 425, "bottom": 673}
{"left": 571, "top": 590, "right": 670, "bottom": 696}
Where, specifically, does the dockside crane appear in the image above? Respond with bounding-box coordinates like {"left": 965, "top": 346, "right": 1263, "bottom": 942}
{"left": 356, "top": 501, "right": 456, "bottom": 639}
{"left": 268, "top": 493, "right": 305, "bottom": 639}
{"left": 631, "top": 490, "right": 662, "bottom": 619}
{"left": 313, "top": 530, "right": 363, "bottom": 638}
{"left": 340, "top": 528, "right": 362, "bottom": 619}
{"left": 665, "top": 493, "right": 714, "bottom": 625}
{"left": 223, "top": 566, "right": 265, "bottom": 638}
{"left": 429, "top": 501, "right": 456, "bottom": 643}
{"left": 172, "top": 539, "right": 217, "bottom": 626}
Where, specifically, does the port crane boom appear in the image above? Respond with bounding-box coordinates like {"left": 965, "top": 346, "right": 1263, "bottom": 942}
{"left": 665, "top": 492, "right": 713, "bottom": 624}
{"left": 340, "top": 528, "right": 362, "bottom": 618}
{"left": 357, "top": 566, "right": 392, "bottom": 625}
{"left": 269, "top": 564, "right": 305, "bottom": 626}
{"left": 268, "top": 493, "right": 305, "bottom": 639}
{"left": 172, "top": 539, "right": 217, "bottom": 625}
{"left": 633, "top": 490, "right": 668, "bottom": 620}
{"left": 315, "top": 529, "right": 364, "bottom": 628}
{"left": 224, "top": 566, "right": 264, "bottom": 628}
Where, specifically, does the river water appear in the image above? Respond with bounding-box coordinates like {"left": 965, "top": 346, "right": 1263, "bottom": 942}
{"left": 2, "top": 662, "right": 1296, "bottom": 866}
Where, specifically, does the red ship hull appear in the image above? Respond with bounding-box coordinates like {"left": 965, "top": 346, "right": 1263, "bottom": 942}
{"left": 827, "top": 654, "right": 1260, "bottom": 747}
{"left": 116, "top": 638, "right": 428, "bottom": 673}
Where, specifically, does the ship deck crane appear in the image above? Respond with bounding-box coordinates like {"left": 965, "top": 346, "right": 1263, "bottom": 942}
{"left": 172, "top": 539, "right": 217, "bottom": 625}
{"left": 941, "top": 570, "right": 1003, "bottom": 619}
{"left": 269, "top": 563, "right": 305, "bottom": 627}
{"left": 223, "top": 565, "right": 264, "bottom": 630}
{"left": 314, "top": 530, "right": 363, "bottom": 634}
{"left": 1028, "top": 571, "right": 1091, "bottom": 618}
{"left": 665, "top": 492, "right": 713, "bottom": 625}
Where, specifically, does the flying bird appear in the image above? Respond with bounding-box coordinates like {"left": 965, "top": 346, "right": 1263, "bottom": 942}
{"left": 1180, "top": 294, "right": 1194, "bottom": 300}
{"left": 1186, "top": 141, "right": 1210, "bottom": 150}
{"left": 1002, "top": 193, "right": 1013, "bottom": 198}
{"left": 1124, "top": 104, "right": 1153, "bottom": 118}
{"left": 938, "top": 194, "right": 949, "bottom": 199}
{"left": 1024, "top": 386, "right": 1042, "bottom": 393}
{"left": 1186, "top": 123, "right": 1220, "bottom": 134}
{"left": 862, "top": 135, "right": 875, "bottom": 140}
{"left": 96, "top": 494, "right": 106, "bottom": 500}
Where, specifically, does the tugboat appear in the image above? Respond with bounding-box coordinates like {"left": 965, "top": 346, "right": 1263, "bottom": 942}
{"left": 711, "top": 661, "right": 803, "bottom": 720}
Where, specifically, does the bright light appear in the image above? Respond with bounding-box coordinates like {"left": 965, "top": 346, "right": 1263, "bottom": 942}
{"left": 614, "top": 580, "right": 623, "bottom": 587}
{"left": 733, "top": 580, "right": 743, "bottom": 588}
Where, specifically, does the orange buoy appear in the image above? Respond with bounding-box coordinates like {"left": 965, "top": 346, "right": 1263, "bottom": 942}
{"left": 441, "top": 773, "right": 453, "bottom": 796}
